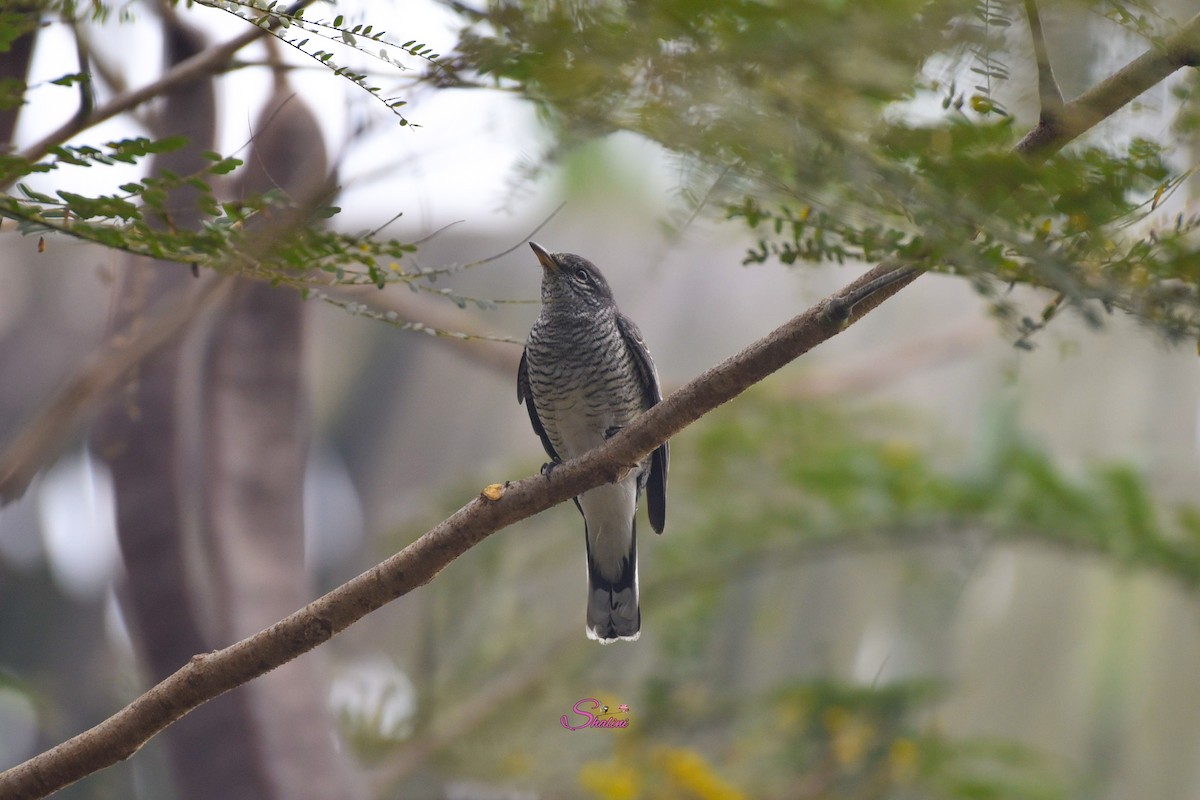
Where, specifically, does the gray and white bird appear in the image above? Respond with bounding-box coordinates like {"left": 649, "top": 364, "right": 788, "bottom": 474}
{"left": 518, "top": 242, "right": 668, "bottom": 643}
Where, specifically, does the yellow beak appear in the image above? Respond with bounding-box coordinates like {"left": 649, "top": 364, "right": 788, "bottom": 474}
{"left": 529, "top": 241, "right": 558, "bottom": 273}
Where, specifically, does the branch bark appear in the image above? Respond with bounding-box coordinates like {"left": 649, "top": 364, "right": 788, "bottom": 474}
{"left": 1, "top": 9, "right": 1197, "bottom": 800}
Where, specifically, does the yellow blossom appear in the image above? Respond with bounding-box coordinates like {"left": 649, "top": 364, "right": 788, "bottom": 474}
{"left": 657, "top": 747, "right": 746, "bottom": 800}
{"left": 822, "top": 706, "right": 875, "bottom": 766}
{"left": 580, "top": 759, "right": 639, "bottom": 800}
{"left": 888, "top": 737, "right": 920, "bottom": 782}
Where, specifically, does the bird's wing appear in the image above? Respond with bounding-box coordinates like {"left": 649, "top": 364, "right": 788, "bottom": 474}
{"left": 616, "top": 313, "right": 669, "bottom": 534}
{"left": 518, "top": 348, "right": 560, "bottom": 462}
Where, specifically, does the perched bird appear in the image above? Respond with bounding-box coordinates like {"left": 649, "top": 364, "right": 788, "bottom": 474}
{"left": 518, "top": 242, "right": 668, "bottom": 643}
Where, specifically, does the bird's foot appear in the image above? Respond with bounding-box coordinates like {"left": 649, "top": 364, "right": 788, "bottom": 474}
{"left": 604, "top": 426, "right": 623, "bottom": 440}
{"left": 540, "top": 460, "right": 561, "bottom": 479}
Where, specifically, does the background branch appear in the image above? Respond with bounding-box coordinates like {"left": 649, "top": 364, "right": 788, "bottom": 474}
{"left": 0, "top": 276, "right": 231, "bottom": 503}
{"left": 1015, "top": 11, "right": 1200, "bottom": 158}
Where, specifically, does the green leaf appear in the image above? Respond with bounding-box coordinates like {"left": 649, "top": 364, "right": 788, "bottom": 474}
{"left": 208, "top": 157, "right": 244, "bottom": 175}
{"left": 17, "top": 183, "right": 55, "bottom": 203}
{"left": 56, "top": 190, "right": 139, "bottom": 220}
{"left": 48, "top": 146, "right": 88, "bottom": 167}
{"left": 49, "top": 72, "right": 88, "bottom": 87}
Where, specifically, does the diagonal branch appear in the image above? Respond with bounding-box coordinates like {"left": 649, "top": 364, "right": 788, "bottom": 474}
{"left": 1016, "top": 11, "right": 1200, "bottom": 159}
{"left": 1, "top": 10, "right": 1198, "bottom": 800}
{"left": 0, "top": 261, "right": 911, "bottom": 800}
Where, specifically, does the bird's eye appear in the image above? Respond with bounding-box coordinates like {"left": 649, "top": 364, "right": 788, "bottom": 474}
{"left": 573, "top": 268, "right": 590, "bottom": 284}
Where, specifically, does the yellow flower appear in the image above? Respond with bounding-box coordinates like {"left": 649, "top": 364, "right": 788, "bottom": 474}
{"left": 580, "top": 759, "right": 639, "bottom": 800}
{"left": 888, "top": 737, "right": 920, "bottom": 783}
{"left": 879, "top": 439, "right": 916, "bottom": 469}
{"left": 822, "top": 707, "right": 874, "bottom": 766}
{"left": 657, "top": 748, "right": 746, "bottom": 800}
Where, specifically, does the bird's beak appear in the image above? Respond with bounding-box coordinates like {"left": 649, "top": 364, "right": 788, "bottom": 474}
{"left": 529, "top": 241, "right": 558, "bottom": 273}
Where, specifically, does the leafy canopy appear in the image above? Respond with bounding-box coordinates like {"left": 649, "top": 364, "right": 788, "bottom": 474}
{"left": 0, "top": 0, "right": 1197, "bottom": 345}
{"left": 438, "top": 0, "right": 1198, "bottom": 344}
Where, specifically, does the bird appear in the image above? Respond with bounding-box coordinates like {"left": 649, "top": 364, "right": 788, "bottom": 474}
{"left": 518, "top": 241, "right": 668, "bottom": 643}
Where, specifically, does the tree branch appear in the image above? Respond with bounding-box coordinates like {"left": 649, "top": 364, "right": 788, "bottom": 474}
{"left": 0, "top": 261, "right": 907, "bottom": 800}
{"left": 1015, "top": 11, "right": 1200, "bottom": 159}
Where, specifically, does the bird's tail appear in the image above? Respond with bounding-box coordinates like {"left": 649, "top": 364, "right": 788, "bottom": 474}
{"left": 585, "top": 523, "right": 640, "bottom": 643}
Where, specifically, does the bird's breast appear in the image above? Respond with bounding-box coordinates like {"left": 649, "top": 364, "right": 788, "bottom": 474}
{"left": 526, "top": 314, "right": 645, "bottom": 461}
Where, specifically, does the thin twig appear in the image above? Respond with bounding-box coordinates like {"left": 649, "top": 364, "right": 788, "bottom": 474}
{"left": 1023, "top": 0, "right": 1065, "bottom": 123}
{"left": 409, "top": 201, "right": 569, "bottom": 272}
{"left": 328, "top": 284, "right": 523, "bottom": 376}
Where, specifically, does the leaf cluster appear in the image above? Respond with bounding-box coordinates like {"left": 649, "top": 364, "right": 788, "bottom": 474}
{"left": 0, "top": 3, "right": 530, "bottom": 338}
{"left": 195, "top": 0, "right": 450, "bottom": 124}
{"left": 0, "top": 132, "right": 529, "bottom": 333}
{"left": 678, "top": 391, "right": 1200, "bottom": 593}
{"left": 438, "top": 0, "right": 1200, "bottom": 344}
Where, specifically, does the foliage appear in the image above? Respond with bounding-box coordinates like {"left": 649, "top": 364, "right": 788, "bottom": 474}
{"left": 195, "top": 0, "right": 447, "bottom": 124}
{"left": 5, "top": 1, "right": 1198, "bottom": 346}
{"left": 578, "top": 683, "right": 1067, "bottom": 800}
{"left": 677, "top": 390, "right": 1200, "bottom": 593}
{"left": 3, "top": 1, "right": 1198, "bottom": 797}
{"left": 358, "top": 386, "right": 1200, "bottom": 797}
{"left": 0, "top": 3, "right": 510, "bottom": 341}
{"left": 436, "top": 0, "right": 1200, "bottom": 345}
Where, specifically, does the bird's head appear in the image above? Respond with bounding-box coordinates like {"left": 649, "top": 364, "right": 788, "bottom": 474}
{"left": 530, "top": 241, "right": 615, "bottom": 311}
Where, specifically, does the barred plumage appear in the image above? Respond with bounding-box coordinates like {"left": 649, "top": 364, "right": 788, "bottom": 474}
{"left": 518, "top": 242, "right": 668, "bottom": 643}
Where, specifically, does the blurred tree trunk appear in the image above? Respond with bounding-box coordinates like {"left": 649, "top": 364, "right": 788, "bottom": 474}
{"left": 89, "top": 11, "right": 365, "bottom": 799}
{"left": 90, "top": 11, "right": 277, "bottom": 800}
{"left": 0, "top": 5, "right": 36, "bottom": 151}
{"left": 192, "top": 49, "right": 364, "bottom": 800}
{"left": 93, "top": 265, "right": 276, "bottom": 800}
{"left": 200, "top": 276, "right": 365, "bottom": 799}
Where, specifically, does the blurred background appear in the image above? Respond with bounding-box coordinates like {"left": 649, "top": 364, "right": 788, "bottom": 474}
{"left": 3, "top": 1, "right": 1200, "bottom": 798}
